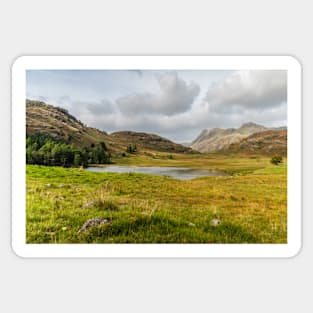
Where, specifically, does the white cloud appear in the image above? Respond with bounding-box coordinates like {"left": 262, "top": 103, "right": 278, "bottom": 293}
{"left": 27, "top": 69, "right": 287, "bottom": 143}
{"left": 85, "top": 99, "right": 114, "bottom": 115}
{"left": 205, "top": 70, "right": 287, "bottom": 113}
{"left": 116, "top": 72, "right": 200, "bottom": 115}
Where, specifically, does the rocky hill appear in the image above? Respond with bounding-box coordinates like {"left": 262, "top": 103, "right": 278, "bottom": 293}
{"left": 110, "top": 131, "right": 193, "bottom": 153}
{"left": 190, "top": 122, "right": 285, "bottom": 153}
{"left": 224, "top": 130, "right": 287, "bottom": 156}
{"left": 26, "top": 99, "right": 123, "bottom": 151}
{"left": 26, "top": 99, "right": 191, "bottom": 154}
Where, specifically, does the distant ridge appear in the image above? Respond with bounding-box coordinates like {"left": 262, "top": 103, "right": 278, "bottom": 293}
{"left": 224, "top": 130, "right": 287, "bottom": 156}
{"left": 110, "top": 131, "right": 193, "bottom": 153}
{"left": 191, "top": 122, "right": 286, "bottom": 153}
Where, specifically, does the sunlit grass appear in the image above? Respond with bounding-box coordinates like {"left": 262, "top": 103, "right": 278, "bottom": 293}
{"left": 26, "top": 153, "right": 287, "bottom": 243}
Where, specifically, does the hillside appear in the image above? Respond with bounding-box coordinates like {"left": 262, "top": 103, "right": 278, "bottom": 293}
{"left": 110, "top": 131, "right": 193, "bottom": 153}
{"left": 224, "top": 130, "right": 287, "bottom": 156}
{"left": 26, "top": 99, "right": 191, "bottom": 154}
{"left": 26, "top": 99, "right": 122, "bottom": 150}
{"left": 190, "top": 122, "right": 284, "bottom": 153}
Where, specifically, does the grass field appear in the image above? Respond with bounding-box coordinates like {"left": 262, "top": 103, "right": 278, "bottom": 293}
{"left": 26, "top": 153, "right": 287, "bottom": 243}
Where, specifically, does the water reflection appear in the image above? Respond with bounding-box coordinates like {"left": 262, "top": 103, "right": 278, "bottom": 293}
{"left": 86, "top": 166, "right": 229, "bottom": 180}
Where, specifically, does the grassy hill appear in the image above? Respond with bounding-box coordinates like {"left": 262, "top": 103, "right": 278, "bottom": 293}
{"left": 26, "top": 99, "right": 192, "bottom": 155}
{"left": 26, "top": 99, "right": 122, "bottom": 151}
{"left": 224, "top": 130, "right": 287, "bottom": 156}
{"left": 110, "top": 131, "right": 193, "bottom": 154}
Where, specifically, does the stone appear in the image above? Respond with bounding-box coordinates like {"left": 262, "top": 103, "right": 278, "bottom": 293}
{"left": 210, "top": 218, "right": 221, "bottom": 227}
{"left": 78, "top": 217, "right": 110, "bottom": 233}
{"left": 82, "top": 201, "right": 96, "bottom": 209}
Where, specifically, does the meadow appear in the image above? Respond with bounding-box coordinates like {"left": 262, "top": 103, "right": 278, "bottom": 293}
{"left": 26, "top": 153, "right": 287, "bottom": 243}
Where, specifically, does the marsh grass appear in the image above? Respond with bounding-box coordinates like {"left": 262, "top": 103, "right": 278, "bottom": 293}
{"left": 26, "top": 153, "right": 287, "bottom": 243}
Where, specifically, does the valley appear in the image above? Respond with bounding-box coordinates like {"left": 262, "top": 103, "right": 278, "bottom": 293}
{"left": 26, "top": 100, "right": 287, "bottom": 244}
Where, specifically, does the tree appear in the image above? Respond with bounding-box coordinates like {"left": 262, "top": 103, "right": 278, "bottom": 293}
{"left": 99, "top": 141, "right": 107, "bottom": 151}
{"left": 73, "top": 152, "right": 82, "bottom": 166}
{"left": 126, "top": 143, "right": 137, "bottom": 154}
{"left": 26, "top": 134, "right": 111, "bottom": 167}
{"left": 270, "top": 155, "right": 283, "bottom": 165}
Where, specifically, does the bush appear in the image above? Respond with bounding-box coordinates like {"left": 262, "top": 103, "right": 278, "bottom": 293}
{"left": 270, "top": 155, "right": 283, "bottom": 165}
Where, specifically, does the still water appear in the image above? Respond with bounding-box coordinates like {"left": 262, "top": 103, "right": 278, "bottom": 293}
{"left": 86, "top": 166, "right": 229, "bottom": 180}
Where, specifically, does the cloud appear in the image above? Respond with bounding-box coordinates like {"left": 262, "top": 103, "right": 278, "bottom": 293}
{"left": 116, "top": 72, "right": 200, "bottom": 115}
{"left": 205, "top": 70, "right": 287, "bottom": 113}
{"left": 84, "top": 99, "right": 114, "bottom": 115}
{"left": 26, "top": 69, "right": 287, "bottom": 143}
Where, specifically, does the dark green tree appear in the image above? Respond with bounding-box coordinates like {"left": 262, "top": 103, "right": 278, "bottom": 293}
{"left": 270, "top": 155, "right": 283, "bottom": 165}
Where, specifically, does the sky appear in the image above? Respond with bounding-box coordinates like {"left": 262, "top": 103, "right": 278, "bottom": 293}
{"left": 26, "top": 69, "right": 287, "bottom": 143}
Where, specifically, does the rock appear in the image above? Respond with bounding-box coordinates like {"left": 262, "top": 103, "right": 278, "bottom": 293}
{"left": 210, "top": 218, "right": 221, "bottom": 227}
{"left": 45, "top": 231, "right": 55, "bottom": 236}
{"left": 188, "top": 222, "right": 196, "bottom": 227}
{"left": 78, "top": 217, "right": 110, "bottom": 233}
{"left": 58, "top": 184, "right": 64, "bottom": 188}
{"left": 46, "top": 183, "right": 52, "bottom": 187}
{"left": 54, "top": 196, "right": 65, "bottom": 200}
{"left": 82, "top": 201, "right": 96, "bottom": 209}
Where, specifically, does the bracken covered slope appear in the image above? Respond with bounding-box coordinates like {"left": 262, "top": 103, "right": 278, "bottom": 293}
{"left": 26, "top": 99, "right": 193, "bottom": 154}
{"left": 26, "top": 99, "right": 121, "bottom": 151}
{"left": 110, "top": 131, "right": 194, "bottom": 153}
{"left": 224, "top": 130, "right": 287, "bottom": 156}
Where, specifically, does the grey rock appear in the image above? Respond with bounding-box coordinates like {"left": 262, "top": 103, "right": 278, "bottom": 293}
{"left": 78, "top": 217, "right": 110, "bottom": 233}
{"left": 82, "top": 201, "right": 96, "bottom": 209}
{"left": 46, "top": 183, "right": 52, "bottom": 187}
{"left": 58, "top": 184, "right": 64, "bottom": 188}
{"left": 210, "top": 218, "right": 221, "bottom": 227}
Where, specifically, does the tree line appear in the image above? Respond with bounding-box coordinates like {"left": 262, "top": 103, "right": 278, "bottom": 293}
{"left": 26, "top": 134, "right": 111, "bottom": 167}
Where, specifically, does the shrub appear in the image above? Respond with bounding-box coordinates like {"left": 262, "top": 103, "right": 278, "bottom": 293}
{"left": 270, "top": 155, "right": 283, "bottom": 165}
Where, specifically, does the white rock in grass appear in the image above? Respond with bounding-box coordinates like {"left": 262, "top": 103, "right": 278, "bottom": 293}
{"left": 78, "top": 217, "right": 110, "bottom": 233}
{"left": 82, "top": 201, "right": 96, "bottom": 209}
{"left": 210, "top": 218, "right": 221, "bottom": 227}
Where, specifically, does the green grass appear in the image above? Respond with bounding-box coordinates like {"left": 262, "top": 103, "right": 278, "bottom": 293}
{"left": 26, "top": 153, "right": 287, "bottom": 243}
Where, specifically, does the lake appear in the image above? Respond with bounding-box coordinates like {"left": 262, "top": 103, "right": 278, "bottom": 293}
{"left": 86, "top": 166, "right": 229, "bottom": 180}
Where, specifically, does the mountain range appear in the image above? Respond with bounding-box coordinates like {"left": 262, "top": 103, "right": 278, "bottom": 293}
{"left": 26, "top": 99, "right": 287, "bottom": 156}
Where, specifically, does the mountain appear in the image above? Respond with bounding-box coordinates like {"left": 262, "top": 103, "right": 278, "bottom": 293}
{"left": 191, "top": 122, "right": 268, "bottom": 153}
{"left": 26, "top": 99, "right": 191, "bottom": 154}
{"left": 110, "top": 131, "right": 193, "bottom": 153}
{"left": 224, "top": 130, "right": 287, "bottom": 156}
{"left": 26, "top": 99, "right": 123, "bottom": 152}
